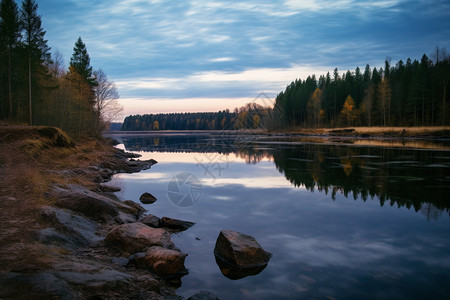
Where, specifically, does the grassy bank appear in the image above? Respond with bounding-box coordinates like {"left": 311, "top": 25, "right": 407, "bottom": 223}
{"left": 0, "top": 125, "right": 118, "bottom": 273}
{"left": 280, "top": 126, "right": 450, "bottom": 138}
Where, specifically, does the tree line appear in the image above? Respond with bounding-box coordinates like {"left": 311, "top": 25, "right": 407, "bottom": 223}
{"left": 122, "top": 103, "right": 271, "bottom": 131}
{"left": 274, "top": 48, "right": 450, "bottom": 128}
{"left": 0, "top": 0, "right": 121, "bottom": 137}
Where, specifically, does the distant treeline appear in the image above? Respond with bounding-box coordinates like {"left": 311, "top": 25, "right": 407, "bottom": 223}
{"left": 122, "top": 103, "right": 271, "bottom": 130}
{"left": 275, "top": 48, "right": 450, "bottom": 128}
{"left": 122, "top": 49, "right": 450, "bottom": 131}
{"left": 0, "top": 0, "right": 121, "bottom": 137}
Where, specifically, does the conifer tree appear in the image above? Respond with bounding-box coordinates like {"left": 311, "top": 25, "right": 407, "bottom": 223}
{"left": 0, "top": 0, "right": 21, "bottom": 119}
{"left": 70, "top": 37, "right": 96, "bottom": 88}
{"left": 20, "top": 0, "right": 51, "bottom": 125}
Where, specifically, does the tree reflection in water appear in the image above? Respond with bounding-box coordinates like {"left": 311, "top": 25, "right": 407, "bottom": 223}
{"left": 120, "top": 134, "right": 450, "bottom": 219}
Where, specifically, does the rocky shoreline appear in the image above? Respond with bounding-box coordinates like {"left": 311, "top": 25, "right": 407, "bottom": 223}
{"left": 0, "top": 126, "right": 219, "bottom": 299}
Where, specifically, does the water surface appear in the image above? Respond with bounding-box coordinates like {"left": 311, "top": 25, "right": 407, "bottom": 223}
{"left": 107, "top": 133, "right": 450, "bottom": 299}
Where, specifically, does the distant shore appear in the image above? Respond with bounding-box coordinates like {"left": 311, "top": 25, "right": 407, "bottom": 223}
{"left": 106, "top": 126, "right": 450, "bottom": 139}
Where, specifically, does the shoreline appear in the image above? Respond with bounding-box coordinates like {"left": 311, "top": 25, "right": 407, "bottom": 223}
{"left": 0, "top": 125, "right": 198, "bottom": 299}
{"left": 106, "top": 126, "right": 450, "bottom": 139}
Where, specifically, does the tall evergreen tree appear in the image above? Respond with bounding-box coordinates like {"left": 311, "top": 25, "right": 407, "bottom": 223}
{"left": 70, "top": 37, "right": 96, "bottom": 88}
{"left": 0, "top": 0, "right": 21, "bottom": 119}
{"left": 20, "top": 0, "right": 51, "bottom": 125}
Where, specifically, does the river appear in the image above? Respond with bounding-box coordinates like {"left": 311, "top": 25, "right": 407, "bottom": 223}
{"left": 106, "top": 132, "right": 450, "bottom": 299}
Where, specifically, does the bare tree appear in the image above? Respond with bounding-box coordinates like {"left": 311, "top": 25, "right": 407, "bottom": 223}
{"left": 93, "top": 69, "right": 122, "bottom": 132}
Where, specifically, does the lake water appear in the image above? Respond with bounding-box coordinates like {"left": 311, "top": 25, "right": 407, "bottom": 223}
{"left": 107, "top": 133, "right": 450, "bottom": 300}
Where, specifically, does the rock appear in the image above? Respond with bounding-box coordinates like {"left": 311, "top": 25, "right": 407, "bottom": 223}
{"left": 214, "top": 255, "right": 269, "bottom": 280}
{"left": 52, "top": 185, "right": 141, "bottom": 223}
{"left": 105, "top": 222, "right": 174, "bottom": 253}
{"left": 57, "top": 269, "right": 132, "bottom": 290}
{"left": 100, "top": 184, "right": 121, "bottom": 193}
{"left": 188, "top": 291, "right": 221, "bottom": 300}
{"left": 40, "top": 206, "right": 101, "bottom": 247}
{"left": 116, "top": 211, "right": 138, "bottom": 224}
{"left": 144, "top": 246, "right": 188, "bottom": 277}
{"left": 213, "top": 230, "right": 271, "bottom": 279}
{"left": 160, "top": 217, "right": 195, "bottom": 231}
{"left": 0, "top": 272, "right": 72, "bottom": 300}
{"left": 128, "top": 252, "right": 147, "bottom": 268}
{"left": 139, "top": 192, "right": 157, "bottom": 204}
{"left": 52, "top": 185, "right": 119, "bottom": 221}
{"left": 141, "top": 214, "right": 161, "bottom": 228}
{"left": 135, "top": 275, "right": 160, "bottom": 293}
{"left": 112, "top": 257, "right": 129, "bottom": 266}
{"left": 123, "top": 200, "right": 146, "bottom": 216}
{"left": 122, "top": 159, "right": 156, "bottom": 173}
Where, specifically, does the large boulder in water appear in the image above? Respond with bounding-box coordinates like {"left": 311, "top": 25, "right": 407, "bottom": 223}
{"left": 214, "top": 230, "right": 271, "bottom": 279}
{"left": 105, "top": 223, "right": 174, "bottom": 253}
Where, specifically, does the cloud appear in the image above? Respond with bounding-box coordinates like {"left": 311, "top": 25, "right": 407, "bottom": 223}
{"left": 284, "top": 0, "right": 401, "bottom": 13}
{"left": 40, "top": 0, "right": 450, "bottom": 115}
{"left": 114, "top": 64, "right": 332, "bottom": 103}
{"left": 208, "top": 57, "right": 236, "bottom": 63}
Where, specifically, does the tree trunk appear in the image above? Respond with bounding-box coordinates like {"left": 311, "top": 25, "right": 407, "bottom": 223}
{"left": 8, "top": 47, "right": 12, "bottom": 119}
{"left": 28, "top": 53, "right": 32, "bottom": 125}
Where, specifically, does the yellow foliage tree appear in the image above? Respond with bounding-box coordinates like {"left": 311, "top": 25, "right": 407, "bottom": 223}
{"left": 153, "top": 120, "right": 159, "bottom": 130}
{"left": 341, "top": 95, "right": 358, "bottom": 126}
{"left": 307, "top": 88, "right": 323, "bottom": 127}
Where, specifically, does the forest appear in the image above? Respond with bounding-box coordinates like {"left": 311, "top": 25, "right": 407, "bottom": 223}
{"left": 124, "top": 49, "right": 450, "bottom": 131}
{"left": 0, "top": 0, "right": 121, "bottom": 137}
{"left": 275, "top": 49, "right": 450, "bottom": 128}
{"left": 122, "top": 103, "right": 271, "bottom": 131}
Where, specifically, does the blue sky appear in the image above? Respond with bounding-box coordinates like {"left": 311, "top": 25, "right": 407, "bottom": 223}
{"left": 38, "top": 0, "right": 450, "bottom": 119}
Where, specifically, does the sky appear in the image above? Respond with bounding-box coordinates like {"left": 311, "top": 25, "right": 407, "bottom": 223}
{"left": 38, "top": 0, "right": 450, "bottom": 120}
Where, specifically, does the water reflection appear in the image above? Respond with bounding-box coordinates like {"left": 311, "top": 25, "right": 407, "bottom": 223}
{"left": 106, "top": 133, "right": 450, "bottom": 299}
{"left": 116, "top": 134, "right": 450, "bottom": 219}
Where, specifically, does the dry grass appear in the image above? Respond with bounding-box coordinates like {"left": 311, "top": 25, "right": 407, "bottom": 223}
{"left": 286, "top": 126, "right": 450, "bottom": 137}
{"left": 0, "top": 125, "right": 117, "bottom": 274}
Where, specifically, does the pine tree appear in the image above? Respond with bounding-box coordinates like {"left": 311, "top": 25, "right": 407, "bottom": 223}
{"left": 20, "top": 0, "right": 51, "bottom": 125}
{"left": 0, "top": 0, "right": 21, "bottom": 119}
{"left": 70, "top": 37, "right": 96, "bottom": 88}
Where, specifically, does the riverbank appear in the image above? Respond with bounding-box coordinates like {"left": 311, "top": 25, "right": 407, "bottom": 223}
{"left": 0, "top": 124, "right": 198, "bottom": 299}
{"left": 106, "top": 126, "right": 450, "bottom": 139}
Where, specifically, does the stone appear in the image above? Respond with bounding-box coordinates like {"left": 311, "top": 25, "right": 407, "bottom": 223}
{"left": 123, "top": 200, "right": 146, "bottom": 216}
{"left": 213, "top": 230, "right": 271, "bottom": 277}
{"left": 188, "top": 291, "right": 221, "bottom": 300}
{"left": 116, "top": 211, "right": 138, "bottom": 224}
{"left": 112, "top": 257, "right": 129, "bottom": 267}
{"left": 214, "top": 255, "right": 268, "bottom": 280}
{"left": 57, "top": 269, "right": 132, "bottom": 290}
{"left": 135, "top": 275, "right": 160, "bottom": 292}
{"left": 141, "top": 214, "right": 161, "bottom": 228}
{"left": 160, "top": 217, "right": 195, "bottom": 231}
{"left": 0, "top": 272, "right": 72, "bottom": 300}
{"left": 139, "top": 192, "right": 157, "bottom": 204}
{"left": 144, "top": 246, "right": 188, "bottom": 277}
{"left": 128, "top": 252, "right": 147, "bottom": 268}
{"left": 105, "top": 222, "right": 174, "bottom": 253}
{"left": 52, "top": 185, "right": 119, "bottom": 221}
{"left": 100, "top": 184, "right": 121, "bottom": 193}
{"left": 52, "top": 185, "right": 141, "bottom": 223}
{"left": 40, "top": 206, "right": 101, "bottom": 247}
